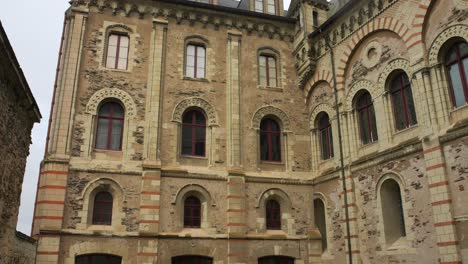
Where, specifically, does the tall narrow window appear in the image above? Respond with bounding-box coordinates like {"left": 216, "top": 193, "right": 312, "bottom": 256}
{"left": 186, "top": 44, "right": 206, "bottom": 79}
{"left": 181, "top": 110, "right": 206, "bottom": 157}
{"left": 184, "top": 196, "right": 201, "bottom": 228}
{"left": 314, "top": 199, "right": 327, "bottom": 252}
{"left": 317, "top": 113, "right": 334, "bottom": 160}
{"left": 267, "top": 0, "right": 276, "bottom": 14}
{"left": 380, "top": 179, "right": 406, "bottom": 244}
{"left": 445, "top": 41, "right": 468, "bottom": 108}
{"left": 258, "top": 256, "right": 294, "bottom": 264}
{"left": 390, "top": 72, "right": 417, "bottom": 130}
{"left": 266, "top": 200, "right": 281, "bottom": 230}
{"left": 172, "top": 256, "right": 213, "bottom": 264}
{"left": 313, "top": 11, "right": 319, "bottom": 28}
{"left": 106, "top": 34, "right": 129, "bottom": 70}
{"left": 92, "top": 192, "right": 113, "bottom": 225}
{"left": 259, "top": 55, "right": 278, "bottom": 87}
{"left": 95, "top": 102, "right": 124, "bottom": 151}
{"left": 260, "top": 118, "right": 281, "bottom": 162}
{"left": 255, "top": 0, "right": 264, "bottom": 12}
{"left": 76, "top": 254, "right": 122, "bottom": 264}
{"left": 356, "top": 91, "right": 378, "bottom": 144}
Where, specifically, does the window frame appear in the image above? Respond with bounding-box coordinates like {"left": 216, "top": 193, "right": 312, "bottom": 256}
{"left": 445, "top": 41, "right": 468, "bottom": 108}
{"left": 265, "top": 199, "right": 281, "bottom": 230}
{"left": 105, "top": 33, "right": 130, "bottom": 70}
{"left": 389, "top": 72, "right": 418, "bottom": 131}
{"left": 183, "top": 196, "right": 202, "bottom": 228}
{"left": 185, "top": 43, "right": 207, "bottom": 79}
{"left": 95, "top": 101, "right": 125, "bottom": 151}
{"left": 379, "top": 179, "right": 407, "bottom": 245}
{"left": 181, "top": 109, "right": 207, "bottom": 157}
{"left": 317, "top": 113, "right": 334, "bottom": 160}
{"left": 259, "top": 118, "right": 282, "bottom": 162}
{"left": 76, "top": 254, "right": 122, "bottom": 264}
{"left": 355, "top": 92, "right": 378, "bottom": 145}
{"left": 92, "top": 192, "right": 113, "bottom": 226}
{"left": 258, "top": 53, "right": 279, "bottom": 88}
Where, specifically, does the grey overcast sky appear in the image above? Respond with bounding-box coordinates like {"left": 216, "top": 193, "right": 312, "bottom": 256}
{"left": 1, "top": 0, "right": 293, "bottom": 235}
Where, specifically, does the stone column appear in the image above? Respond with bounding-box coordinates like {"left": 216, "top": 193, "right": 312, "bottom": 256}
{"left": 226, "top": 31, "right": 242, "bottom": 168}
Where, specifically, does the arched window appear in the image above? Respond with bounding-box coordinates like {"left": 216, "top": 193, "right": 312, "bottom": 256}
{"left": 106, "top": 33, "right": 129, "bottom": 70}
{"left": 317, "top": 113, "right": 334, "bottom": 160}
{"left": 181, "top": 110, "right": 206, "bottom": 157}
{"left": 172, "top": 256, "right": 213, "bottom": 264}
{"left": 445, "top": 41, "right": 468, "bottom": 108}
{"left": 356, "top": 91, "right": 378, "bottom": 144}
{"left": 95, "top": 102, "right": 124, "bottom": 151}
{"left": 389, "top": 72, "right": 417, "bottom": 130}
{"left": 380, "top": 179, "right": 406, "bottom": 244}
{"left": 314, "top": 199, "right": 327, "bottom": 252}
{"left": 186, "top": 44, "right": 206, "bottom": 79}
{"left": 92, "top": 192, "right": 113, "bottom": 225}
{"left": 259, "top": 54, "right": 278, "bottom": 87}
{"left": 184, "top": 196, "right": 201, "bottom": 228}
{"left": 260, "top": 118, "right": 281, "bottom": 162}
{"left": 76, "top": 254, "right": 122, "bottom": 264}
{"left": 266, "top": 199, "right": 281, "bottom": 230}
{"left": 258, "top": 256, "right": 294, "bottom": 264}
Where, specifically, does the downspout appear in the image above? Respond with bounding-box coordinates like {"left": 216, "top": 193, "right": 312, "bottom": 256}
{"left": 325, "top": 37, "right": 354, "bottom": 264}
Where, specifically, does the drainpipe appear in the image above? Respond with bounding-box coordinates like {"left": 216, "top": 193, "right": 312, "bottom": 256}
{"left": 324, "top": 37, "right": 354, "bottom": 264}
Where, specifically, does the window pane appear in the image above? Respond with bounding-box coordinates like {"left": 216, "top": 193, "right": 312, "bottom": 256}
{"left": 110, "top": 120, "right": 123, "bottom": 150}
{"left": 119, "top": 47, "right": 129, "bottom": 59}
{"left": 195, "top": 127, "right": 206, "bottom": 156}
{"left": 197, "top": 67, "right": 205, "bottom": 79}
{"left": 271, "top": 135, "right": 281, "bottom": 161}
{"left": 186, "top": 54, "right": 195, "bottom": 67}
{"left": 119, "top": 36, "right": 129, "bottom": 48}
{"left": 320, "top": 130, "right": 329, "bottom": 160}
{"left": 187, "top": 45, "right": 195, "bottom": 56}
{"left": 359, "top": 109, "right": 370, "bottom": 144}
{"left": 109, "top": 35, "right": 118, "bottom": 46}
{"left": 96, "top": 119, "right": 109, "bottom": 149}
{"left": 186, "top": 66, "right": 195, "bottom": 78}
{"left": 449, "top": 64, "right": 466, "bottom": 107}
{"left": 117, "top": 59, "right": 127, "bottom": 70}
{"left": 106, "top": 57, "right": 116, "bottom": 69}
{"left": 370, "top": 105, "right": 378, "bottom": 141}
{"left": 255, "top": 0, "right": 263, "bottom": 12}
{"left": 392, "top": 91, "right": 406, "bottom": 130}
{"left": 405, "top": 87, "right": 418, "bottom": 126}
{"left": 182, "top": 125, "right": 193, "bottom": 155}
{"left": 463, "top": 57, "right": 468, "bottom": 87}
{"left": 260, "top": 132, "right": 268, "bottom": 160}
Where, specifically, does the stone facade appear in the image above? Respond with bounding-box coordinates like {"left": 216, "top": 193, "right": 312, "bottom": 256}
{"left": 0, "top": 21, "right": 41, "bottom": 263}
{"left": 32, "top": 0, "right": 468, "bottom": 263}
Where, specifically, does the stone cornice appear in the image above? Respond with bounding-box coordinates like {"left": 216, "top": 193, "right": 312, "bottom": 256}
{"left": 70, "top": 0, "right": 295, "bottom": 41}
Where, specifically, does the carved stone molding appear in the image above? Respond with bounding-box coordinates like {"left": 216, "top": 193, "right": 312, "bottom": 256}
{"left": 172, "top": 97, "right": 218, "bottom": 126}
{"left": 343, "top": 79, "right": 376, "bottom": 111}
{"left": 377, "top": 58, "right": 412, "bottom": 91}
{"left": 428, "top": 24, "right": 468, "bottom": 65}
{"left": 252, "top": 105, "right": 291, "bottom": 131}
{"left": 86, "top": 88, "right": 137, "bottom": 116}
{"left": 309, "top": 103, "right": 335, "bottom": 129}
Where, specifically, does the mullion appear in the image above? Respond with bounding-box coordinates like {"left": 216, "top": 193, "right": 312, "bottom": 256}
{"left": 114, "top": 35, "right": 121, "bottom": 69}
{"left": 194, "top": 46, "right": 198, "bottom": 78}
{"left": 266, "top": 56, "right": 270, "bottom": 87}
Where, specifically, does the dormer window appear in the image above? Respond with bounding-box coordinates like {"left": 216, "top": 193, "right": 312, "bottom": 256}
{"left": 254, "top": 0, "right": 277, "bottom": 15}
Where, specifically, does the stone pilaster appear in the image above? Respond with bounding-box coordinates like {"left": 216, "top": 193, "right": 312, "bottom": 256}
{"left": 342, "top": 171, "right": 361, "bottom": 264}
{"left": 138, "top": 169, "right": 161, "bottom": 235}
{"left": 226, "top": 32, "right": 242, "bottom": 168}
{"left": 227, "top": 173, "right": 247, "bottom": 263}
{"left": 137, "top": 238, "right": 158, "bottom": 264}
{"left": 143, "top": 19, "right": 168, "bottom": 165}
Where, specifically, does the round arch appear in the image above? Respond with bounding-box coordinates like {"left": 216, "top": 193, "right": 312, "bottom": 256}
{"left": 172, "top": 97, "right": 218, "bottom": 126}
{"left": 86, "top": 88, "right": 136, "bottom": 116}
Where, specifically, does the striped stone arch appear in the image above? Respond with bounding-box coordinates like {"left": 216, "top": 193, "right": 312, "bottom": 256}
{"left": 428, "top": 24, "right": 468, "bottom": 65}
{"left": 304, "top": 69, "right": 334, "bottom": 100}
{"left": 335, "top": 17, "right": 414, "bottom": 91}
{"left": 377, "top": 58, "right": 412, "bottom": 92}
{"left": 343, "top": 79, "right": 377, "bottom": 111}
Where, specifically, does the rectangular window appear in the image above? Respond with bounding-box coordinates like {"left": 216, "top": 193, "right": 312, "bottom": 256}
{"left": 267, "top": 0, "right": 276, "bottom": 14}
{"left": 186, "top": 44, "right": 206, "bottom": 79}
{"left": 255, "top": 0, "right": 264, "bottom": 12}
{"left": 259, "top": 55, "right": 278, "bottom": 87}
{"left": 106, "top": 34, "right": 129, "bottom": 70}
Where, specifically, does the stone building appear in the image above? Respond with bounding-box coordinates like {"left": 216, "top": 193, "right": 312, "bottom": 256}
{"left": 32, "top": 0, "right": 468, "bottom": 263}
{"left": 0, "top": 21, "right": 41, "bottom": 262}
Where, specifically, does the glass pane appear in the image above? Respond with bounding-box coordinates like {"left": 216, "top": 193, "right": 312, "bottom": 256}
{"left": 195, "top": 112, "right": 205, "bottom": 125}
{"left": 183, "top": 112, "right": 193, "bottom": 124}
{"left": 117, "top": 58, "right": 127, "bottom": 70}
{"left": 197, "top": 67, "right": 205, "bottom": 78}
{"left": 370, "top": 105, "right": 378, "bottom": 141}
{"left": 446, "top": 47, "right": 458, "bottom": 63}
{"left": 255, "top": 0, "right": 263, "bottom": 12}
{"left": 110, "top": 120, "right": 123, "bottom": 150}
{"left": 96, "top": 119, "right": 109, "bottom": 149}
{"left": 195, "top": 127, "right": 206, "bottom": 156}
{"left": 182, "top": 125, "right": 193, "bottom": 155}
{"left": 460, "top": 42, "right": 468, "bottom": 56}
{"left": 259, "top": 56, "right": 266, "bottom": 66}
{"left": 392, "top": 91, "right": 406, "bottom": 130}
{"left": 186, "top": 54, "right": 195, "bottom": 67}
{"left": 187, "top": 45, "right": 195, "bottom": 56}
{"left": 269, "top": 77, "right": 277, "bottom": 87}
{"left": 359, "top": 109, "right": 370, "bottom": 144}
{"left": 109, "top": 35, "right": 118, "bottom": 46}
{"left": 112, "top": 104, "right": 124, "bottom": 118}
{"left": 106, "top": 57, "right": 116, "bottom": 69}
{"left": 271, "top": 135, "right": 281, "bottom": 161}
{"left": 197, "top": 46, "right": 205, "bottom": 57}
{"left": 119, "top": 36, "right": 129, "bottom": 47}
{"left": 320, "top": 130, "right": 329, "bottom": 160}
{"left": 267, "top": 0, "right": 276, "bottom": 14}
{"left": 449, "top": 64, "right": 466, "bottom": 107}
{"left": 269, "top": 120, "right": 280, "bottom": 132}
{"left": 463, "top": 57, "right": 468, "bottom": 88}
{"left": 186, "top": 66, "right": 195, "bottom": 78}
{"left": 260, "top": 133, "right": 268, "bottom": 160}
{"left": 107, "top": 45, "right": 117, "bottom": 59}
{"left": 119, "top": 47, "right": 129, "bottom": 59}
{"left": 99, "top": 103, "right": 112, "bottom": 116}
{"left": 405, "top": 87, "right": 418, "bottom": 126}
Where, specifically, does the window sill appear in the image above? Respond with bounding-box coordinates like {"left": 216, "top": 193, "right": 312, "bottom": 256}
{"left": 258, "top": 86, "right": 283, "bottom": 92}
{"left": 180, "top": 155, "right": 208, "bottom": 160}
{"left": 377, "top": 237, "right": 416, "bottom": 255}
{"left": 102, "top": 67, "right": 130, "bottom": 73}
{"left": 183, "top": 77, "right": 209, "bottom": 83}
{"left": 94, "top": 149, "right": 122, "bottom": 153}
{"left": 393, "top": 124, "right": 418, "bottom": 136}
{"left": 360, "top": 140, "right": 379, "bottom": 148}
{"left": 260, "top": 160, "right": 284, "bottom": 165}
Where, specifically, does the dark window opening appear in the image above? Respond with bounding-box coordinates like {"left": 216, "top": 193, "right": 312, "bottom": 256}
{"left": 356, "top": 91, "right": 378, "bottom": 144}
{"left": 313, "top": 11, "right": 319, "bottom": 28}
{"left": 266, "top": 199, "right": 281, "bottom": 230}
{"left": 445, "top": 41, "right": 468, "bottom": 108}
{"left": 181, "top": 110, "right": 206, "bottom": 157}
{"left": 314, "top": 199, "right": 327, "bottom": 252}
{"left": 390, "top": 72, "right": 417, "bottom": 130}
{"left": 172, "top": 255, "right": 213, "bottom": 264}
{"left": 317, "top": 113, "right": 334, "bottom": 160}
{"left": 184, "top": 196, "right": 201, "bottom": 228}
{"left": 260, "top": 118, "right": 281, "bottom": 162}
{"left": 76, "top": 254, "right": 121, "bottom": 264}
{"left": 92, "top": 192, "right": 113, "bottom": 225}
{"left": 258, "top": 256, "right": 294, "bottom": 264}
{"left": 95, "top": 102, "right": 124, "bottom": 151}
{"left": 381, "top": 179, "right": 406, "bottom": 244}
